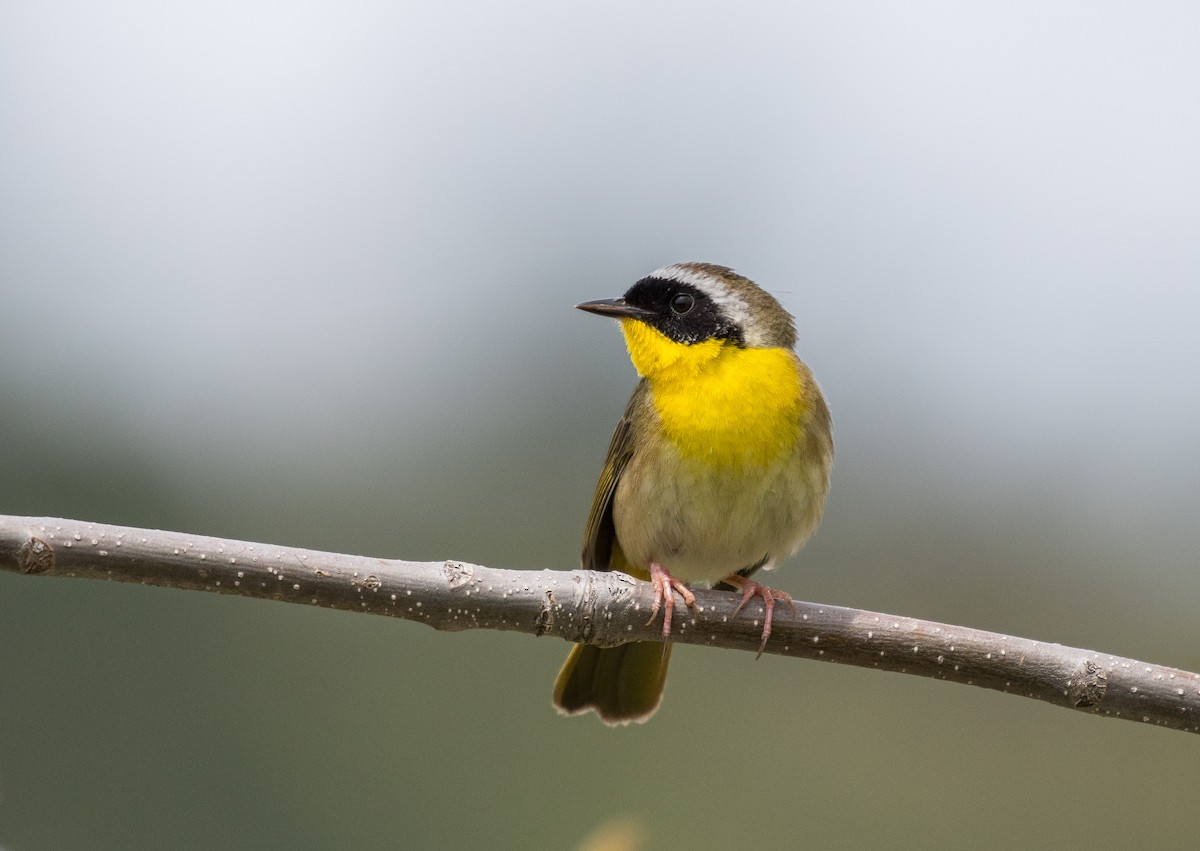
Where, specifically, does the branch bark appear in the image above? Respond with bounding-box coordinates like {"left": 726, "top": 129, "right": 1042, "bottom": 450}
{"left": 2, "top": 514, "right": 1197, "bottom": 734}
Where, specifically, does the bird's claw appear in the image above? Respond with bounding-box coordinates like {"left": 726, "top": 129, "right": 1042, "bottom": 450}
{"left": 646, "top": 562, "right": 696, "bottom": 640}
{"left": 725, "top": 575, "right": 796, "bottom": 658}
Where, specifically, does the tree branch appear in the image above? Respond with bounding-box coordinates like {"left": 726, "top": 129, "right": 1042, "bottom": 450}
{"left": 2, "top": 515, "right": 1196, "bottom": 734}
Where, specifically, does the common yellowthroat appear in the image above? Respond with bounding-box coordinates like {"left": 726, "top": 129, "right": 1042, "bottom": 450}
{"left": 553, "top": 262, "right": 833, "bottom": 724}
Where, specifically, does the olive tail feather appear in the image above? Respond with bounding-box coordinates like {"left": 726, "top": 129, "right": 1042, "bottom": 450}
{"left": 552, "top": 642, "right": 672, "bottom": 725}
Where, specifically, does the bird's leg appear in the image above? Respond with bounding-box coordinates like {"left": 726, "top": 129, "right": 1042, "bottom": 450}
{"left": 723, "top": 574, "right": 797, "bottom": 659}
{"left": 646, "top": 561, "right": 696, "bottom": 640}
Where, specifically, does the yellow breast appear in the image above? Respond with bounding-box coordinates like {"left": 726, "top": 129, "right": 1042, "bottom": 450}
{"left": 618, "top": 319, "right": 805, "bottom": 468}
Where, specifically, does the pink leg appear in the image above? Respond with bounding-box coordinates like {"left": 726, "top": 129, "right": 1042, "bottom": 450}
{"left": 723, "top": 575, "right": 797, "bottom": 658}
{"left": 646, "top": 562, "right": 696, "bottom": 640}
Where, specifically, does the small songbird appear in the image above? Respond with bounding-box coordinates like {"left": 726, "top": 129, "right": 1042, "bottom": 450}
{"left": 553, "top": 262, "right": 834, "bottom": 724}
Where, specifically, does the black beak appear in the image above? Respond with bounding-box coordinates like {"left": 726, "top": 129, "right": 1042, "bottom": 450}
{"left": 575, "top": 298, "right": 655, "bottom": 320}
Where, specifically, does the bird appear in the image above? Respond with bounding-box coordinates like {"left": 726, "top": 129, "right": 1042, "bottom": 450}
{"left": 552, "top": 262, "right": 833, "bottom": 724}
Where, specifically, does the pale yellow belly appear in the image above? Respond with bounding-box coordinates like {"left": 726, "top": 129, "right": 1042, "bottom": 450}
{"left": 612, "top": 442, "right": 826, "bottom": 586}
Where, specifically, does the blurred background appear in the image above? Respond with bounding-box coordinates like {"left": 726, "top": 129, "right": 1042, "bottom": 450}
{"left": 2, "top": 2, "right": 1199, "bottom": 848}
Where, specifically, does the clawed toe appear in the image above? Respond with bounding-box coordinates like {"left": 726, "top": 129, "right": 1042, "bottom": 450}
{"left": 724, "top": 575, "right": 796, "bottom": 658}
{"left": 646, "top": 562, "right": 695, "bottom": 640}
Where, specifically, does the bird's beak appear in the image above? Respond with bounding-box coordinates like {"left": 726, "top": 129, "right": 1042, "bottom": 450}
{"left": 575, "top": 298, "right": 655, "bottom": 320}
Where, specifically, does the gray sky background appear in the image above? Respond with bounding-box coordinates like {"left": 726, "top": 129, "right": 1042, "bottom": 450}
{"left": 2, "top": 3, "right": 1199, "bottom": 849}
{"left": 4, "top": 4, "right": 1199, "bottom": 496}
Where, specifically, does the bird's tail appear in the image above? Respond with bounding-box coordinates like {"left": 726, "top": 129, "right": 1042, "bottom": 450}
{"left": 552, "top": 641, "right": 672, "bottom": 725}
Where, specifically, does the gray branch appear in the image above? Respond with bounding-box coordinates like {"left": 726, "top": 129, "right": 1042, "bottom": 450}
{"left": 2, "top": 515, "right": 1197, "bottom": 734}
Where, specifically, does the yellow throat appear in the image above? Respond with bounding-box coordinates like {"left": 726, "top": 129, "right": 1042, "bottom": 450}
{"left": 619, "top": 318, "right": 805, "bottom": 468}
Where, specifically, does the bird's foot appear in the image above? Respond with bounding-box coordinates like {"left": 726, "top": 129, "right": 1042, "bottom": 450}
{"left": 723, "top": 575, "right": 797, "bottom": 659}
{"left": 646, "top": 562, "right": 696, "bottom": 640}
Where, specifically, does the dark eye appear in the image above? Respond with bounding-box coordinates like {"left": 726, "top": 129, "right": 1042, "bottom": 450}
{"left": 670, "top": 293, "right": 695, "bottom": 314}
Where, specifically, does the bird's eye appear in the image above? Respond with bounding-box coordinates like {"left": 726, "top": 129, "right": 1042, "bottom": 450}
{"left": 670, "top": 293, "right": 695, "bottom": 314}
